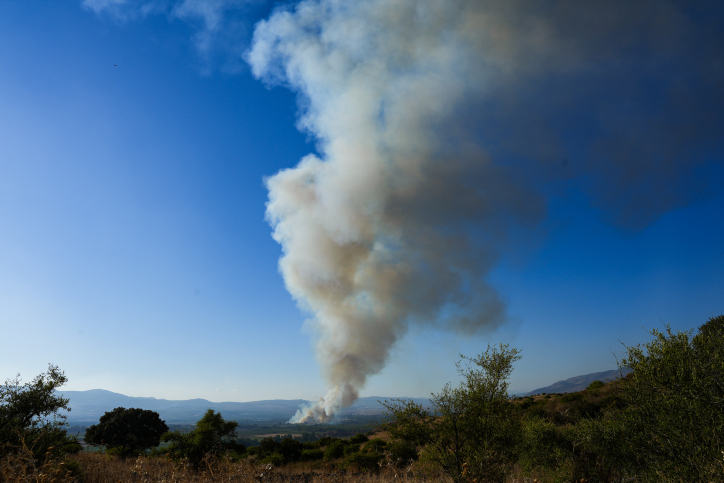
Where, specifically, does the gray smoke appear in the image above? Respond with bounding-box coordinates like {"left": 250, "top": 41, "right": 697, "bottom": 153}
{"left": 248, "top": 0, "right": 724, "bottom": 422}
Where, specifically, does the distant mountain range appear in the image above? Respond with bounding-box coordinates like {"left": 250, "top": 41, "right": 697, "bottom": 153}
{"left": 58, "top": 368, "right": 628, "bottom": 425}
{"left": 519, "top": 368, "right": 630, "bottom": 396}
{"left": 57, "top": 389, "right": 428, "bottom": 425}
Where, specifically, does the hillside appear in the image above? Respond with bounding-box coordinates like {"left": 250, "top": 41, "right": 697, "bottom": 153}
{"left": 521, "top": 368, "right": 630, "bottom": 396}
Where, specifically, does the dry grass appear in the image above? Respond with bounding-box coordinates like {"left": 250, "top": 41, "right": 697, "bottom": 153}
{"left": 64, "top": 452, "right": 458, "bottom": 483}
{"left": 2, "top": 446, "right": 540, "bottom": 482}
{"left": 0, "top": 442, "right": 78, "bottom": 482}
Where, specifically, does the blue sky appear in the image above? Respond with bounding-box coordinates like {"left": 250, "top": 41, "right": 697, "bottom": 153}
{"left": 1, "top": 0, "right": 722, "bottom": 408}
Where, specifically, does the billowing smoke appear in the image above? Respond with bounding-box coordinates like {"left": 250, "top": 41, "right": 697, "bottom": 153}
{"left": 247, "top": 0, "right": 724, "bottom": 422}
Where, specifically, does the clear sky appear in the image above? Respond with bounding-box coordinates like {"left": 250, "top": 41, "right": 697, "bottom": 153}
{"left": 1, "top": 1, "right": 722, "bottom": 409}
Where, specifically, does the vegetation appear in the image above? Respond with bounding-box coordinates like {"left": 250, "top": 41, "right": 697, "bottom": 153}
{"left": 55, "top": 451, "right": 435, "bottom": 482}
{"left": 0, "top": 364, "right": 81, "bottom": 473}
{"left": 616, "top": 314, "right": 724, "bottom": 481}
{"left": 232, "top": 414, "right": 381, "bottom": 442}
{"left": 85, "top": 407, "right": 169, "bottom": 458}
{"left": 380, "top": 315, "right": 724, "bottom": 482}
{"left": 2, "top": 314, "right": 722, "bottom": 481}
{"left": 163, "top": 409, "right": 246, "bottom": 468}
{"left": 384, "top": 344, "right": 521, "bottom": 483}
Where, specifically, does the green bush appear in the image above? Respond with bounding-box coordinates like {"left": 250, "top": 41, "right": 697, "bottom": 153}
{"left": 324, "top": 439, "right": 345, "bottom": 460}
{"left": 349, "top": 433, "right": 369, "bottom": 444}
{"left": 363, "top": 438, "right": 387, "bottom": 453}
{"left": 345, "top": 450, "right": 383, "bottom": 470}
{"left": 386, "top": 441, "right": 418, "bottom": 467}
{"left": 519, "top": 417, "right": 569, "bottom": 473}
{"left": 163, "top": 409, "right": 244, "bottom": 468}
{"left": 257, "top": 437, "right": 280, "bottom": 459}
{"left": 301, "top": 448, "right": 324, "bottom": 461}
{"left": 616, "top": 316, "right": 724, "bottom": 482}
{"left": 560, "top": 393, "right": 583, "bottom": 403}
{"left": 384, "top": 344, "right": 522, "bottom": 483}
{"left": 261, "top": 452, "right": 284, "bottom": 466}
{"left": 568, "top": 417, "right": 634, "bottom": 482}
{"left": 279, "top": 437, "right": 302, "bottom": 463}
{"left": 587, "top": 380, "right": 605, "bottom": 391}
{"left": 316, "top": 436, "right": 333, "bottom": 447}
{"left": 0, "top": 365, "right": 81, "bottom": 464}
{"left": 343, "top": 443, "right": 360, "bottom": 455}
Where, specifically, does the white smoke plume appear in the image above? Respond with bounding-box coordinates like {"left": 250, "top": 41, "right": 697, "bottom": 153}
{"left": 248, "top": 0, "right": 724, "bottom": 422}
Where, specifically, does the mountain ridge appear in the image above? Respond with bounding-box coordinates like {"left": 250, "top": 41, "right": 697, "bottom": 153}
{"left": 57, "top": 389, "right": 428, "bottom": 424}
{"left": 520, "top": 368, "right": 630, "bottom": 396}
{"left": 58, "top": 368, "right": 627, "bottom": 424}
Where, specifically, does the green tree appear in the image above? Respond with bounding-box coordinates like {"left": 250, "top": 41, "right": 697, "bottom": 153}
{"left": 85, "top": 407, "right": 168, "bottom": 458}
{"left": 163, "top": 409, "right": 244, "bottom": 468}
{"left": 278, "top": 437, "right": 303, "bottom": 463}
{"left": 323, "top": 438, "right": 346, "bottom": 460}
{"left": 617, "top": 315, "right": 724, "bottom": 482}
{"left": 0, "top": 364, "right": 80, "bottom": 462}
{"left": 384, "top": 344, "right": 522, "bottom": 483}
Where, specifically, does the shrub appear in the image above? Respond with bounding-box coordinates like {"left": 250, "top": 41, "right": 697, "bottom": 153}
{"left": 278, "top": 437, "right": 303, "bottom": 463}
{"left": 261, "top": 452, "right": 284, "bottom": 466}
{"left": 316, "top": 436, "right": 333, "bottom": 447}
{"left": 587, "top": 380, "right": 605, "bottom": 391}
{"left": 384, "top": 344, "right": 522, "bottom": 483}
{"left": 568, "top": 417, "right": 634, "bottom": 482}
{"left": 257, "top": 437, "right": 280, "bottom": 459}
{"left": 163, "top": 409, "right": 244, "bottom": 469}
{"left": 0, "top": 365, "right": 81, "bottom": 464}
{"left": 616, "top": 316, "right": 724, "bottom": 481}
{"left": 301, "top": 448, "right": 324, "bottom": 461}
{"left": 343, "top": 443, "right": 360, "bottom": 455}
{"left": 560, "top": 393, "right": 583, "bottom": 403}
{"left": 324, "top": 439, "right": 345, "bottom": 460}
{"left": 386, "top": 441, "right": 418, "bottom": 467}
{"left": 519, "top": 417, "right": 570, "bottom": 473}
{"left": 345, "top": 451, "right": 383, "bottom": 470}
{"left": 363, "top": 438, "right": 387, "bottom": 453}
{"left": 349, "top": 433, "right": 368, "bottom": 444}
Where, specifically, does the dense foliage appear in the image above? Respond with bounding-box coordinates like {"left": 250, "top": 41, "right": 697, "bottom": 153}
{"left": 616, "top": 314, "right": 724, "bottom": 481}
{"left": 85, "top": 407, "right": 169, "bottom": 458}
{"left": 0, "top": 364, "right": 81, "bottom": 463}
{"left": 381, "top": 315, "right": 724, "bottom": 482}
{"left": 384, "top": 344, "right": 521, "bottom": 482}
{"left": 163, "top": 409, "right": 245, "bottom": 468}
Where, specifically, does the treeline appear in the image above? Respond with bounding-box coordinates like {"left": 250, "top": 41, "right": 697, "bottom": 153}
{"left": 1, "top": 314, "right": 721, "bottom": 482}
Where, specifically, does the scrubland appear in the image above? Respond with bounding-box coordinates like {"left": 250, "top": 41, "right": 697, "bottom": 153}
{"left": 2, "top": 315, "right": 722, "bottom": 482}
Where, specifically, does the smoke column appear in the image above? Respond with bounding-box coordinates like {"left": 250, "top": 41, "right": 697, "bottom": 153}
{"left": 247, "top": 0, "right": 724, "bottom": 422}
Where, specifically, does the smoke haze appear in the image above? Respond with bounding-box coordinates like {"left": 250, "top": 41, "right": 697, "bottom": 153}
{"left": 247, "top": 0, "right": 724, "bottom": 422}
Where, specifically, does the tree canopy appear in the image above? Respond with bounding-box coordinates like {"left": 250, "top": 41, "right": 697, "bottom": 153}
{"left": 85, "top": 407, "right": 169, "bottom": 458}
{"left": 0, "top": 364, "right": 80, "bottom": 462}
{"left": 163, "top": 409, "right": 244, "bottom": 467}
{"left": 617, "top": 315, "right": 724, "bottom": 481}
